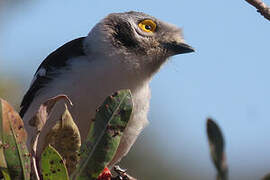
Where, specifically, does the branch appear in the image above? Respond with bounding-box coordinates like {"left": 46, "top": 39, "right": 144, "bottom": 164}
{"left": 112, "top": 165, "right": 137, "bottom": 180}
{"left": 245, "top": 0, "right": 270, "bottom": 21}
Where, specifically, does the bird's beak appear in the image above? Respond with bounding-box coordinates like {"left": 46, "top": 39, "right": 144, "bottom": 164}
{"left": 162, "top": 42, "right": 195, "bottom": 55}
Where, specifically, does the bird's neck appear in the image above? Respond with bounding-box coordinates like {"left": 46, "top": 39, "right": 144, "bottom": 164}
{"left": 83, "top": 55, "right": 151, "bottom": 92}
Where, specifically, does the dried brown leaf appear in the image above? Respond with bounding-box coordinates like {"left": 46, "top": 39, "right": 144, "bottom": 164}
{"left": 45, "top": 104, "right": 81, "bottom": 174}
{"left": 29, "top": 95, "right": 72, "bottom": 180}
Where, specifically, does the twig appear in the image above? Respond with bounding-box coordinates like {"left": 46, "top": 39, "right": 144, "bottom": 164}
{"left": 245, "top": 0, "right": 270, "bottom": 21}
{"left": 112, "top": 165, "right": 137, "bottom": 180}
{"left": 29, "top": 117, "right": 44, "bottom": 180}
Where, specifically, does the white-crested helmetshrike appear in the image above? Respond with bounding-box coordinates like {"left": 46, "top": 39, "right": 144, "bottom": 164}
{"left": 20, "top": 11, "right": 194, "bottom": 167}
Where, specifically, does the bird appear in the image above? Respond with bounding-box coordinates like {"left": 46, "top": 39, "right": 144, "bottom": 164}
{"left": 20, "top": 11, "right": 194, "bottom": 169}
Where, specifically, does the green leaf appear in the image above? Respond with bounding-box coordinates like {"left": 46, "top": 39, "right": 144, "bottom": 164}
{"left": 41, "top": 144, "right": 69, "bottom": 180}
{"left": 72, "top": 89, "right": 133, "bottom": 180}
{"left": 206, "top": 118, "right": 228, "bottom": 180}
{"left": 0, "top": 99, "right": 8, "bottom": 171}
{"left": 45, "top": 104, "right": 81, "bottom": 174}
{"left": 1, "top": 169, "right": 11, "bottom": 180}
{"left": 0, "top": 99, "right": 31, "bottom": 180}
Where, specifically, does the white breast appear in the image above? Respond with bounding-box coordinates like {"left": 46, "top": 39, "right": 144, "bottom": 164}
{"left": 23, "top": 55, "right": 151, "bottom": 163}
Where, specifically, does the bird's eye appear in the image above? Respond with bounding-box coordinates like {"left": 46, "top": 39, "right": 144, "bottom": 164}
{"left": 138, "top": 19, "right": 156, "bottom": 33}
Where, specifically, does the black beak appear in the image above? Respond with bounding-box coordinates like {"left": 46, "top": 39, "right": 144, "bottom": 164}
{"left": 162, "top": 42, "right": 195, "bottom": 55}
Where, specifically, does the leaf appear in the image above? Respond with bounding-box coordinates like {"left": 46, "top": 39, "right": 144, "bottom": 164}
{"left": 1, "top": 169, "right": 12, "bottom": 180}
{"left": 29, "top": 94, "right": 73, "bottom": 180}
{"left": 29, "top": 94, "right": 73, "bottom": 132}
{"left": 71, "top": 89, "right": 133, "bottom": 180}
{"left": 262, "top": 173, "right": 270, "bottom": 180}
{"left": 0, "top": 99, "right": 31, "bottom": 180}
{"left": 45, "top": 104, "right": 81, "bottom": 174}
{"left": 29, "top": 94, "right": 73, "bottom": 156}
{"left": 41, "top": 145, "right": 69, "bottom": 180}
{"left": 206, "top": 118, "right": 228, "bottom": 180}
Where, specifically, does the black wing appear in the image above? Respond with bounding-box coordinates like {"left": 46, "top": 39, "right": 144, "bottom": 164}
{"left": 20, "top": 37, "right": 86, "bottom": 118}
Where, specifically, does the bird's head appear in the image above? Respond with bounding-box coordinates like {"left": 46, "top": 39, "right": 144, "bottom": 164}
{"left": 84, "top": 11, "right": 194, "bottom": 78}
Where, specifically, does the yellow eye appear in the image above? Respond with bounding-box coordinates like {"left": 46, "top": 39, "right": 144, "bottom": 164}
{"left": 138, "top": 19, "right": 157, "bottom": 33}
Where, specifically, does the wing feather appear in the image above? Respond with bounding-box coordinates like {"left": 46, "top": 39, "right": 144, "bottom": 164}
{"left": 20, "top": 37, "right": 86, "bottom": 117}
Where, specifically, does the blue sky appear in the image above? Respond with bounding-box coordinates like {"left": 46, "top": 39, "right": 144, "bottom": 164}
{"left": 1, "top": 0, "right": 270, "bottom": 179}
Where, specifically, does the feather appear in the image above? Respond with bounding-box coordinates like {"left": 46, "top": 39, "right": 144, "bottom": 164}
{"left": 20, "top": 37, "right": 86, "bottom": 117}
